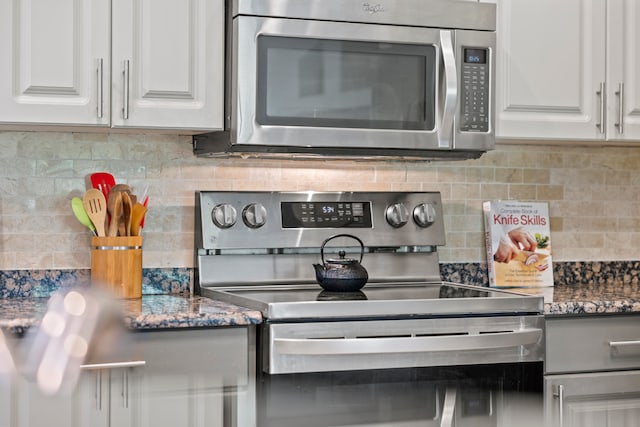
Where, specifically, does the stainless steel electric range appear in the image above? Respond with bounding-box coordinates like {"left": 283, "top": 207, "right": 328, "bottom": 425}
{"left": 195, "top": 191, "right": 544, "bottom": 427}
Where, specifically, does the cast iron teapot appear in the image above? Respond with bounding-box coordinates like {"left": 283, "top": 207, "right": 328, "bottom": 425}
{"left": 313, "top": 234, "right": 369, "bottom": 292}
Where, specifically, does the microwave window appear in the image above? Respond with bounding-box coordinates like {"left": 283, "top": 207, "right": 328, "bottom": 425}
{"left": 256, "top": 36, "right": 436, "bottom": 131}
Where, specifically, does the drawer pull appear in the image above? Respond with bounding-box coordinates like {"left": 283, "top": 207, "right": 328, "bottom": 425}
{"left": 81, "top": 360, "right": 146, "bottom": 370}
{"left": 609, "top": 340, "right": 640, "bottom": 349}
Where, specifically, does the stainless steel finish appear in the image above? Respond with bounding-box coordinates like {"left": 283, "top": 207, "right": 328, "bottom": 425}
{"left": 211, "top": 203, "right": 238, "bottom": 229}
{"left": 596, "top": 82, "right": 605, "bottom": 133}
{"left": 385, "top": 203, "right": 409, "bottom": 228}
{"left": 122, "top": 60, "right": 130, "bottom": 120}
{"left": 80, "top": 360, "right": 146, "bottom": 370}
{"left": 440, "top": 388, "right": 457, "bottom": 427}
{"left": 609, "top": 339, "right": 640, "bottom": 350}
{"left": 232, "top": 0, "right": 497, "bottom": 31}
{"left": 195, "top": 190, "right": 544, "bottom": 378}
{"left": 200, "top": 282, "right": 543, "bottom": 320}
{"left": 553, "top": 384, "right": 564, "bottom": 427}
{"left": 274, "top": 328, "right": 541, "bottom": 355}
{"left": 242, "top": 203, "right": 267, "bottom": 228}
{"left": 615, "top": 82, "right": 624, "bottom": 134}
{"left": 96, "top": 58, "right": 103, "bottom": 119}
{"left": 193, "top": 0, "right": 496, "bottom": 160}
{"left": 413, "top": 203, "right": 437, "bottom": 227}
{"left": 440, "top": 30, "right": 457, "bottom": 149}
{"left": 197, "top": 191, "right": 445, "bottom": 251}
{"left": 263, "top": 315, "right": 544, "bottom": 374}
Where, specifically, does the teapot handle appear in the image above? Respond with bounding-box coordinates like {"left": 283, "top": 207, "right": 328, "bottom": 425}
{"left": 320, "top": 234, "right": 365, "bottom": 264}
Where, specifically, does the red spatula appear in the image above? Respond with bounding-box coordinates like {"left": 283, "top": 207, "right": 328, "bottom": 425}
{"left": 89, "top": 172, "right": 116, "bottom": 200}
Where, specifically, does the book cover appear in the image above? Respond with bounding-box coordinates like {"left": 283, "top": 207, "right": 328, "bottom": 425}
{"left": 483, "top": 200, "right": 553, "bottom": 288}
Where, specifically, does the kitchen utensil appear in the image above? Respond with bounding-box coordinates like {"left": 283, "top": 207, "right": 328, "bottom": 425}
{"left": 121, "top": 191, "right": 132, "bottom": 236}
{"left": 130, "top": 202, "right": 148, "bottom": 237}
{"left": 107, "top": 191, "right": 122, "bottom": 237}
{"left": 111, "top": 183, "right": 132, "bottom": 195}
{"left": 71, "top": 197, "right": 96, "bottom": 235}
{"left": 313, "top": 234, "right": 369, "bottom": 292}
{"left": 89, "top": 172, "right": 116, "bottom": 200}
{"left": 83, "top": 189, "right": 107, "bottom": 237}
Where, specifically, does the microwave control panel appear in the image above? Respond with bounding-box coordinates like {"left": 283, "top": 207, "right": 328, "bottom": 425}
{"left": 459, "top": 47, "right": 490, "bottom": 133}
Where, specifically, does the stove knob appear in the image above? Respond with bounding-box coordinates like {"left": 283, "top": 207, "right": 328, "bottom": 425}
{"left": 413, "top": 203, "right": 437, "bottom": 228}
{"left": 211, "top": 204, "right": 237, "bottom": 229}
{"left": 385, "top": 203, "right": 409, "bottom": 228}
{"left": 243, "top": 203, "right": 267, "bottom": 228}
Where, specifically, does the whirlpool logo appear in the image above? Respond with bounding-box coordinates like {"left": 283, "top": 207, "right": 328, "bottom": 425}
{"left": 362, "top": 2, "right": 385, "bottom": 14}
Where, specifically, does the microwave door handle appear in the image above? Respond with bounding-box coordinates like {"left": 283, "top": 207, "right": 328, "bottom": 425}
{"left": 439, "top": 30, "right": 457, "bottom": 149}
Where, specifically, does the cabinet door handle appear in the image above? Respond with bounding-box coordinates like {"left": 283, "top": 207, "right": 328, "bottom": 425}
{"left": 94, "top": 370, "right": 102, "bottom": 411}
{"left": 615, "top": 82, "right": 624, "bottom": 134}
{"left": 553, "top": 384, "right": 564, "bottom": 427}
{"left": 96, "top": 58, "right": 104, "bottom": 119}
{"left": 596, "top": 82, "right": 605, "bottom": 134}
{"left": 123, "top": 60, "right": 130, "bottom": 119}
{"left": 80, "top": 360, "right": 146, "bottom": 370}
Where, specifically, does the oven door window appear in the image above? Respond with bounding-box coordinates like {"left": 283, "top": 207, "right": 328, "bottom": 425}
{"left": 256, "top": 35, "right": 436, "bottom": 131}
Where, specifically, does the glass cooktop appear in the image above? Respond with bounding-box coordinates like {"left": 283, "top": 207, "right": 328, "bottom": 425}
{"left": 199, "top": 282, "right": 543, "bottom": 321}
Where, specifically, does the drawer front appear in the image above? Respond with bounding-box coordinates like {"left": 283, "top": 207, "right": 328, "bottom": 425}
{"left": 546, "top": 315, "right": 640, "bottom": 374}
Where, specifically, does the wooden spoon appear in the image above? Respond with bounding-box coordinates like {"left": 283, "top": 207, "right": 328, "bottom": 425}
{"left": 107, "top": 191, "right": 122, "bottom": 237}
{"left": 120, "top": 191, "right": 132, "bottom": 236}
{"left": 83, "top": 189, "right": 107, "bottom": 237}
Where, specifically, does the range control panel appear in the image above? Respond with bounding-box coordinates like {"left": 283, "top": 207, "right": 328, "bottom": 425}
{"left": 196, "top": 191, "right": 447, "bottom": 250}
{"left": 459, "top": 47, "right": 490, "bottom": 133}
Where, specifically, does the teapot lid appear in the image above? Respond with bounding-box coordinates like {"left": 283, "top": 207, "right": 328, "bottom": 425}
{"left": 325, "top": 250, "right": 358, "bottom": 265}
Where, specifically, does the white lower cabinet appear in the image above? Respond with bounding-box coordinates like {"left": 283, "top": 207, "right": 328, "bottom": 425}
{"left": 544, "top": 315, "right": 640, "bottom": 427}
{"left": 7, "top": 327, "right": 255, "bottom": 427}
{"left": 545, "top": 370, "right": 640, "bottom": 427}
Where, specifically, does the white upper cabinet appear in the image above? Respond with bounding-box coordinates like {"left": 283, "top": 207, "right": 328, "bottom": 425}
{"left": 496, "top": 0, "right": 606, "bottom": 141}
{"left": 0, "top": 0, "right": 223, "bottom": 132}
{"left": 605, "top": 0, "right": 640, "bottom": 141}
{"left": 0, "top": 0, "right": 111, "bottom": 127}
{"left": 496, "top": 0, "right": 640, "bottom": 142}
{"left": 111, "top": 0, "right": 223, "bottom": 131}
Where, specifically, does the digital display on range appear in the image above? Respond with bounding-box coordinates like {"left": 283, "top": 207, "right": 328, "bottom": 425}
{"left": 464, "top": 48, "right": 487, "bottom": 64}
{"left": 281, "top": 201, "right": 372, "bottom": 228}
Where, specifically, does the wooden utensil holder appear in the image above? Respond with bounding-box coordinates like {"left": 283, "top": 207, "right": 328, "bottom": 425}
{"left": 91, "top": 236, "right": 142, "bottom": 299}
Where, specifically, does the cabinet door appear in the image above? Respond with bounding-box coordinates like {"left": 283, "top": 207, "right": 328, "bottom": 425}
{"left": 111, "top": 328, "right": 254, "bottom": 427}
{"left": 0, "top": 0, "right": 110, "bottom": 127}
{"left": 606, "top": 0, "right": 640, "bottom": 141}
{"left": 495, "top": 0, "right": 606, "bottom": 141}
{"left": 111, "top": 0, "right": 224, "bottom": 132}
{"left": 545, "top": 371, "right": 640, "bottom": 427}
{"left": 9, "top": 370, "right": 108, "bottom": 427}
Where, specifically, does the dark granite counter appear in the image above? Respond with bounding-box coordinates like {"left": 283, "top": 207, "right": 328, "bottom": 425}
{"left": 0, "top": 294, "right": 262, "bottom": 335}
{"left": 5, "top": 263, "right": 640, "bottom": 334}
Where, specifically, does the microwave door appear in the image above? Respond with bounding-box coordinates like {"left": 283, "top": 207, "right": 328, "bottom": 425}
{"left": 233, "top": 16, "right": 444, "bottom": 152}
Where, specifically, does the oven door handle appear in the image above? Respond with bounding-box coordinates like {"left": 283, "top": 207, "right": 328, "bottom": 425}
{"left": 274, "top": 328, "right": 542, "bottom": 355}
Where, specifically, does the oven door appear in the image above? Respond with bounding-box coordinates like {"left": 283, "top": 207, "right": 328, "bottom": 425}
{"left": 231, "top": 16, "right": 494, "bottom": 153}
{"left": 258, "top": 364, "right": 543, "bottom": 427}
{"left": 256, "top": 316, "right": 544, "bottom": 426}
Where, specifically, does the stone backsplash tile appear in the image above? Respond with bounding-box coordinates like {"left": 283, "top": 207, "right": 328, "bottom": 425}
{"left": 1, "top": 131, "right": 640, "bottom": 270}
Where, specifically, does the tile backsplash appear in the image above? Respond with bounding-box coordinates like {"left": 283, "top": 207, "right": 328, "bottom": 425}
{"left": 0, "top": 130, "right": 638, "bottom": 270}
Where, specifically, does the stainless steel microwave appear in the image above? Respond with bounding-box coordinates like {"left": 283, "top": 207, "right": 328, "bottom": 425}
{"left": 193, "top": 0, "right": 496, "bottom": 161}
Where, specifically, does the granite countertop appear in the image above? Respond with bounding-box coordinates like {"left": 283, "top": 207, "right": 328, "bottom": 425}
{"left": 543, "top": 283, "right": 640, "bottom": 315}
{"left": 4, "top": 281, "right": 640, "bottom": 335}
{"left": 0, "top": 294, "right": 263, "bottom": 335}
